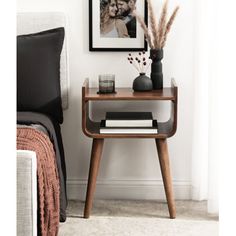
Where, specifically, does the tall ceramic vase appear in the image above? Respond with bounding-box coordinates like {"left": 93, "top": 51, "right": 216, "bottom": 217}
{"left": 150, "top": 49, "right": 163, "bottom": 89}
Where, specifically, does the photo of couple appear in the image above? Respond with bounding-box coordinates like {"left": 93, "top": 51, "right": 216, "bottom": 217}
{"left": 100, "top": 0, "right": 137, "bottom": 38}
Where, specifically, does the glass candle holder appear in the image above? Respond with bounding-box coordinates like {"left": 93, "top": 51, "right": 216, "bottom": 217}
{"left": 98, "top": 74, "right": 115, "bottom": 93}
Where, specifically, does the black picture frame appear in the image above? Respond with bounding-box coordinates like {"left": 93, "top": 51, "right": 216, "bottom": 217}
{"left": 89, "top": 0, "right": 148, "bottom": 51}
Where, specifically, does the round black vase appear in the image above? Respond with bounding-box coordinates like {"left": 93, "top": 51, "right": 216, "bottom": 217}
{"left": 132, "top": 73, "right": 153, "bottom": 91}
{"left": 150, "top": 49, "right": 163, "bottom": 89}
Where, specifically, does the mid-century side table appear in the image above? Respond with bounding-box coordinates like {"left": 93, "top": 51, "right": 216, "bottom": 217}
{"left": 82, "top": 78, "right": 178, "bottom": 219}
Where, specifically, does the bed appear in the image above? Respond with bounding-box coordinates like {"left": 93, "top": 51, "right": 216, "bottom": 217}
{"left": 16, "top": 12, "right": 69, "bottom": 236}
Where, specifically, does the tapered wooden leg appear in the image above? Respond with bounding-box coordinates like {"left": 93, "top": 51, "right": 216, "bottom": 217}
{"left": 155, "top": 138, "right": 176, "bottom": 219}
{"left": 84, "top": 138, "right": 104, "bottom": 218}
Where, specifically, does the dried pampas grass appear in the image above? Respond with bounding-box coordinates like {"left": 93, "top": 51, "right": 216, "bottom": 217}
{"left": 134, "top": 13, "right": 154, "bottom": 49}
{"left": 147, "top": 0, "right": 159, "bottom": 48}
{"left": 136, "top": 0, "right": 179, "bottom": 49}
{"left": 161, "top": 5, "right": 179, "bottom": 48}
{"left": 157, "top": 0, "right": 168, "bottom": 48}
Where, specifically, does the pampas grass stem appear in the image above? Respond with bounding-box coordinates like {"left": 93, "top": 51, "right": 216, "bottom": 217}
{"left": 161, "top": 6, "right": 179, "bottom": 48}
{"left": 157, "top": 0, "right": 168, "bottom": 49}
{"left": 135, "top": 0, "right": 179, "bottom": 50}
{"left": 134, "top": 12, "right": 154, "bottom": 49}
{"left": 147, "top": 0, "right": 159, "bottom": 48}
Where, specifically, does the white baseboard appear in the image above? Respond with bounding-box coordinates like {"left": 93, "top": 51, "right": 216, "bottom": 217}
{"left": 67, "top": 179, "right": 191, "bottom": 200}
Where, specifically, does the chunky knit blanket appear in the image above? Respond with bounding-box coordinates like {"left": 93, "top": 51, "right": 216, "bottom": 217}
{"left": 17, "top": 127, "right": 60, "bottom": 236}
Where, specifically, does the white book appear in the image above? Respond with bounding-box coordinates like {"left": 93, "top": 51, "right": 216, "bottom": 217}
{"left": 105, "top": 120, "right": 153, "bottom": 127}
{"left": 100, "top": 120, "right": 158, "bottom": 134}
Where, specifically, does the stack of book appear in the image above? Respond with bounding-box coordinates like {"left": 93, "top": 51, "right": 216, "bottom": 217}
{"left": 99, "top": 112, "right": 158, "bottom": 134}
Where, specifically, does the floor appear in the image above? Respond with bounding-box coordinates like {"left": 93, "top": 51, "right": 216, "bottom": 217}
{"left": 65, "top": 200, "right": 218, "bottom": 220}
{"left": 59, "top": 200, "right": 218, "bottom": 236}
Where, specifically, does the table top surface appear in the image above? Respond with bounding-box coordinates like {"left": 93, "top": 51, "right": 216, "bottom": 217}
{"left": 83, "top": 88, "right": 176, "bottom": 101}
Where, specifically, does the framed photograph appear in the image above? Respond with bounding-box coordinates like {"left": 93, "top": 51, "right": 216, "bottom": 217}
{"left": 89, "top": 0, "right": 148, "bottom": 51}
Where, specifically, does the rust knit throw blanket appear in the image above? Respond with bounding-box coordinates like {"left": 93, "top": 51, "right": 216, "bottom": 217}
{"left": 17, "top": 127, "right": 60, "bottom": 236}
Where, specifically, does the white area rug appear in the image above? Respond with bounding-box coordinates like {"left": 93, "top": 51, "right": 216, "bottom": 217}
{"left": 59, "top": 200, "right": 218, "bottom": 236}
{"left": 59, "top": 217, "right": 218, "bottom": 236}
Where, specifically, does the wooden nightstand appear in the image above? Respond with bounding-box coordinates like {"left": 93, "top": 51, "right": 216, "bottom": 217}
{"left": 82, "top": 78, "right": 178, "bottom": 219}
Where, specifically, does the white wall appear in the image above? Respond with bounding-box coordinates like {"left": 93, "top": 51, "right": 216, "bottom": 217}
{"left": 17, "top": 0, "right": 195, "bottom": 200}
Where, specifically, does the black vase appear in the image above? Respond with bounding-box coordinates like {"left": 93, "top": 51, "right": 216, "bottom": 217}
{"left": 150, "top": 49, "right": 163, "bottom": 89}
{"left": 132, "top": 73, "right": 153, "bottom": 91}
